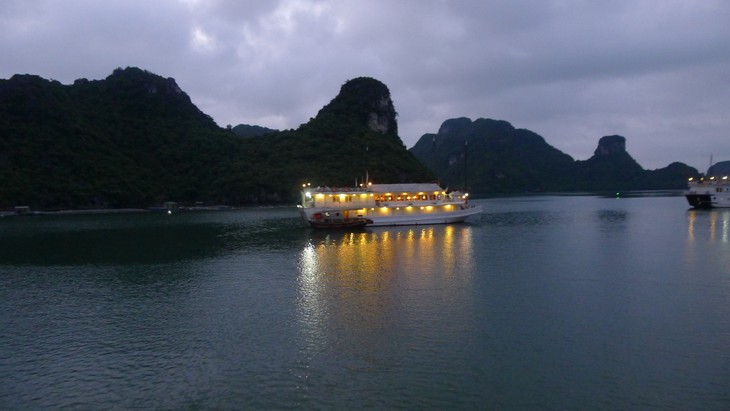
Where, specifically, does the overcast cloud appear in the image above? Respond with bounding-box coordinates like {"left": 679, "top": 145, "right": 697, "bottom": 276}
{"left": 2, "top": 0, "right": 729, "bottom": 171}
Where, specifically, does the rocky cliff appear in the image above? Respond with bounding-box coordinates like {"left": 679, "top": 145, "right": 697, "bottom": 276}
{"left": 411, "top": 118, "right": 698, "bottom": 193}
{"left": 594, "top": 135, "right": 627, "bottom": 156}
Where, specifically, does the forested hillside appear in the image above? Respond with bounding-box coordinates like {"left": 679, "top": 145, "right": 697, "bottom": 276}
{"left": 0, "top": 68, "right": 429, "bottom": 209}
{"left": 0, "top": 68, "right": 698, "bottom": 210}
{"left": 265, "top": 77, "right": 432, "bottom": 189}
{"left": 410, "top": 118, "right": 698, "bottom": 194}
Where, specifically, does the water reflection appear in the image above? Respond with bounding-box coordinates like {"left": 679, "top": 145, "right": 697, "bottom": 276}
{"left": 296, "top": 225, "right": 475, "bottom": 353}
{"left": 0, "top": 215, "right": 230, "bottom": 265}
{"left": 0, "top": 210, "right": 304, "bottom": 265}
{"left": 299, "top": 225, "right": 475, "bottom": 289}
{"left": 687, "top": 209, "right": 730, "bottom": 243}
{"left": 595, "top": 209, "right": 629, "bottom": 236}
{"left": 596, "top": 209, "right": 628, "bottom": 224}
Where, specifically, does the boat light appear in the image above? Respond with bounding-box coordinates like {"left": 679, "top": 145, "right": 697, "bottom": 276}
{"left": 724, "top": 176, "right": 728, "bottom": 180}
{"left": 688, "top": 177, "right": 693, "bottom": 181}
{"left": 305, "top": 191, "right": 312, "bottom": 199}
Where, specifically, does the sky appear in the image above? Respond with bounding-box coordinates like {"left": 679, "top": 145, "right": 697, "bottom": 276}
{"left": 2, "top": 0, "right": 729, "bottom": 171}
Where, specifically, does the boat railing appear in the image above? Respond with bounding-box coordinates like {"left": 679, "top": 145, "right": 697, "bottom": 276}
{"left": 374, "top": 198, "right": 468, "bottom": 208}
{"left": 690, "top": 176, "right": 730, "bottom": 185}
{"left": 311, "top": 187, "right": 370, "bottom": 194}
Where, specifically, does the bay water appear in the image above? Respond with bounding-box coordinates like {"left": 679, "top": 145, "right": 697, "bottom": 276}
{"left": 1, "top": 194, "right": 728, "bottom": 409}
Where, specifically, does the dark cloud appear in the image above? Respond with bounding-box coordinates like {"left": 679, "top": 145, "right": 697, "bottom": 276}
{"left": 1, "top": 0, "right": 728, "bottom": 171}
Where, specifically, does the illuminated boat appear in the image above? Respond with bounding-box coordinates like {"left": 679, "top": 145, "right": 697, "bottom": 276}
{"left": 685, "top": 176, "right": 730, "bottom": 208}
{"left": 298, "top": 183, "right": 482, "bottom": 227}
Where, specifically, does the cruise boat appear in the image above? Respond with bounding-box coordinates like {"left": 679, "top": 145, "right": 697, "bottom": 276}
{"left": 297, "top": 182, "right": 482, "bottom": 227}
{"left": 685, "top": 176, "right": 730, "bottom": 208}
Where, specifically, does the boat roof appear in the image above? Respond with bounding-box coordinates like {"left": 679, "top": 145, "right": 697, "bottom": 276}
{"left": 368, "top": 183, "right": 444, "bottom": 193}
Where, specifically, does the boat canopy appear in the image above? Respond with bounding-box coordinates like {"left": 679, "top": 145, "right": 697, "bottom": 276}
{"left": 368, "top": 183, "right": 444, "bottom": 193}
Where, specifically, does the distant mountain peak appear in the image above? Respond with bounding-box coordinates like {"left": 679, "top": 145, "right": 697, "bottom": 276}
{"left": 594, "top": 135, "right": 627, "bottom": 156}
{"left": 231, "top": 124, "right": 278, "bottom": 138}
{"left": 316, "top": 76, "right": 398, "bottom": 136}
{"left": 707, "top": 160, "right": 730, "bottom": 176}
{"left": 437, "top": 117, "right": 473, "bottom": 135}
{"left": 105, "top": 67, "right": 188, "bottom": 101}
{"left": 411, "top": 119, "right": 696, "bottom": 193}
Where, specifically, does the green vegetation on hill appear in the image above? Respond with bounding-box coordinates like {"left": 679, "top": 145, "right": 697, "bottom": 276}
{"left": 411, "top": 118, "right": 576, "bottom": 193}
{"left": 245, "top": 77, "right": 432, "bottom": 202}
{"left": 231, "top": 124, "right": 278, "bottom": 138}
{"left": 0, "top": 68, "right": 698, "bottom": 210}
{"left": 0, "top": 69, "right": 430, "bottom": 210}
{"left": 0, "top": 68, "right": 255, "bottom": 209}
{"left": 410, "top": 118, "right": 697, "bottom": 194}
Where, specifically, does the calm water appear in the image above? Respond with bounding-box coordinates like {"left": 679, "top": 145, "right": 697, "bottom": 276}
{"left": 1, "top": 195, "right": 729, "bottom": 409}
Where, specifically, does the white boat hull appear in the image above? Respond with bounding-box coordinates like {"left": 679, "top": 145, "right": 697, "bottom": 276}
{"left": 685, "top": 193, "right": 730, "bottom": 208}
{"left": 685, "top": 178, "right": 730, "bottom": 208}
{"left": 299, "top": 204, "right": 482, "bottom": 227}
{"left": 364, "top": 205, "right": 482, "bottom": 226}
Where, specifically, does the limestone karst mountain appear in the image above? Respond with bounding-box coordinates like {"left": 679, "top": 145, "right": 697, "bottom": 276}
{"left": 410, "top": 118, "right": 697, "bottom": 194}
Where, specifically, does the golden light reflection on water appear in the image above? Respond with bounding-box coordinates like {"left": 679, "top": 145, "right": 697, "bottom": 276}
{"left": 687, "top": 209, "right": 730, "bottom": 243}
{"left": 687, "top": 211, "right": 695, "bottom": 242}
{"left": 299, "top": 226, "right": 474, "bottom": 290}
{"left": 296, "top": 225, "right": 475, "bottom": 352}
